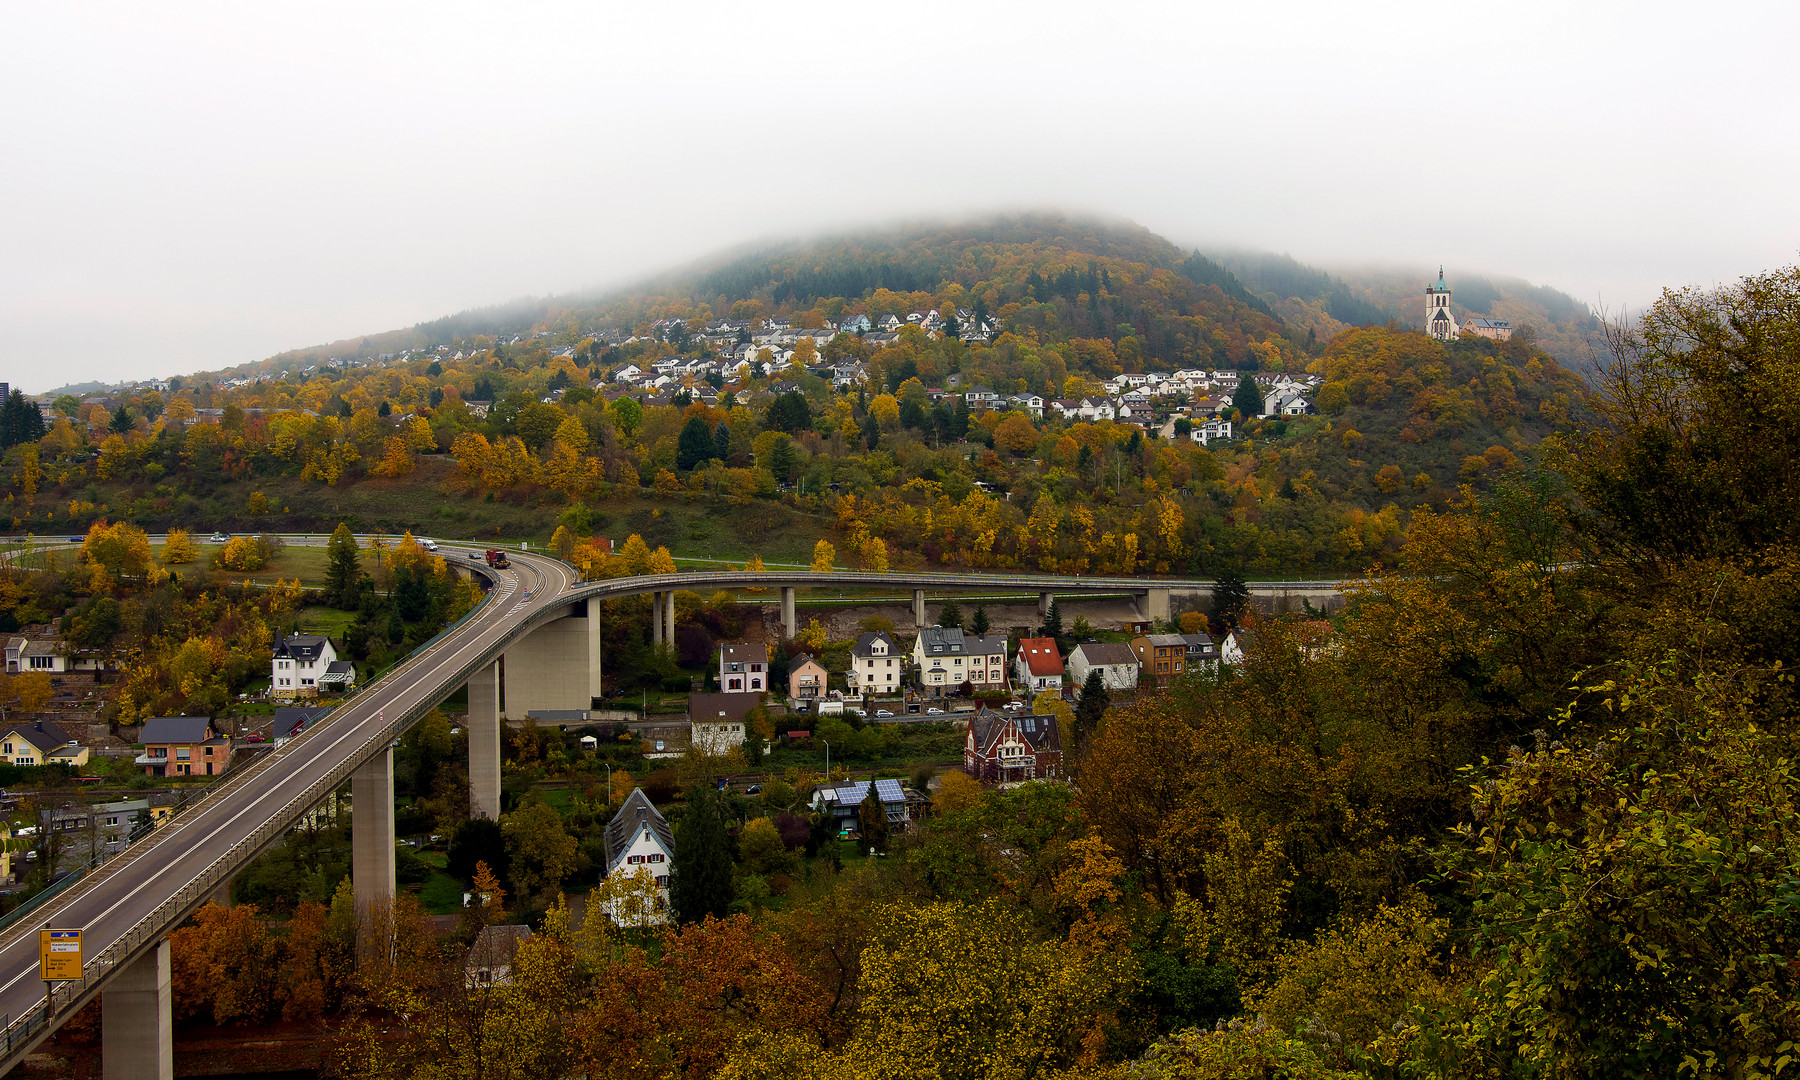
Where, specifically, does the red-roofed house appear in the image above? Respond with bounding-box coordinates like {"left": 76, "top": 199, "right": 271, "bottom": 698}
{"left": 1012, "top": 637, "right": 1064, "bottom": 694}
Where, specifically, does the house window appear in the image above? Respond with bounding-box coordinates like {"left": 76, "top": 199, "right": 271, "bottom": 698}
{"left": 176, "top": 748, "right": 191, "bottom": 760}
{"left": 29, "top": 656, "right": 53, "bottom": 670}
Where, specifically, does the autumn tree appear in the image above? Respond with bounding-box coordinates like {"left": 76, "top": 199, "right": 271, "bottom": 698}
{"left": 810, "top": 540, "right": 835, "bottom": 573}
{"left": 162, "top": 528, "right": 199, "bottom": 565}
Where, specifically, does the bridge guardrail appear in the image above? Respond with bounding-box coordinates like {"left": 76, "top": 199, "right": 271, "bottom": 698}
{"left": 0, "top": 571, "right": 507, "bottom": 1055}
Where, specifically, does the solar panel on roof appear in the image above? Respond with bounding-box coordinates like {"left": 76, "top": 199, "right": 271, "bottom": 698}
{"left": 875, "top": 778, "right": 905, "bottom": 801}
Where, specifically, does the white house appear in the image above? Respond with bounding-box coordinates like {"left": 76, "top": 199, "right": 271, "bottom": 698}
{"left": 1067, "top": 642, "right": 1141, "bottom": 691}
{"left": 1013, "top": 637, "right": 1065, "bottom": 693}
{"left": 688, "top": 692, "right": 758, "bottom": 754}
{"left": 465, "top": 925, "right": 534, "bottom": 988}
{"left": 600, "top": 789, "right": 675, "bottom": 926}
{"left": 847, "top": 630, "right": 902, "bottom": 697}
{"left": 913, "top": 626, "right": 1008, "bottom": 698}
{"left": 271, "top": 634, "right": 355, "bottom": 701}
{"left": 717, "top": 641, "right": 769, "bottom": 694}
{"left": 4, "top": 636, "right": 64, "bottom": 674}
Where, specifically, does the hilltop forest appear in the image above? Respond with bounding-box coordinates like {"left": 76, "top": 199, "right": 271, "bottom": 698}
{"left": 0, "top": 215, "right": 1587, "bottom": 583}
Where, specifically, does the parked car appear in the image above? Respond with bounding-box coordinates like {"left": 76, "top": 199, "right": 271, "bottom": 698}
{"left": 245, "top": 733, "right": 265, "bottom": 743}
{"left": 1004, "top": 701, "right": 1025, "bottom": 711}
{"left": 875, "top": 709, "right": 894, "bottom": 717}
{"left": 744, "top": 784, "right": 762, "bottom": 795}
{"left": 926, "top": 707, "right": 945, "bottom": 715}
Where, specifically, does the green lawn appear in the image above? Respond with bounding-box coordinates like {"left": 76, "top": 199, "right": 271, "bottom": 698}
{"left": 419, "top": 870, "right": 466, "bottom": 915}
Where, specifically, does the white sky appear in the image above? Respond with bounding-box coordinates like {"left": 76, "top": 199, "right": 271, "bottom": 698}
{"left": 4, "top": 0, "right": 1796, "bottom": 392}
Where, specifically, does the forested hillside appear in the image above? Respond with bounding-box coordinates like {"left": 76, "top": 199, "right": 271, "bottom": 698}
{"left": 1212, "top": 249, "right": 1606, "bottom": 378}
{"left": 1, "top": 215, "right": 1587, "bottom": 580}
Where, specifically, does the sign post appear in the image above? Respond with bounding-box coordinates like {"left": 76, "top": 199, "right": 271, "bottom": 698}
{"left": 37, "top": 929, "right": 81, "bottom": 1022}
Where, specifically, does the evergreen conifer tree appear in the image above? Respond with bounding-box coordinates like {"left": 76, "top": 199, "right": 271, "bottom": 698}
{"left": 672, "top": 785, "right": 733, "bottom": 923}
{"left": 938, "top": 600, "right": 963, "bottom": 629}
{"left": 325, "top": 523, "right": 362, "bottom": 610}
{"left": 970, "top": 605, "right": 990, "bottom": 636}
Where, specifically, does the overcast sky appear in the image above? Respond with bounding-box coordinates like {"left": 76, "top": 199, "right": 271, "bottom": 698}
{"left": 4, "top": 1, "right": 1795, "bottom": 392}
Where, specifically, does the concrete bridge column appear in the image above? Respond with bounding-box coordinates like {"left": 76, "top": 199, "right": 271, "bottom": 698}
{"left": 913, "top": 589, "right": 926, "bottom": 628}
{"left": 651, "top": 591, "right": 664, "bottom": 647}
{"left": 665, "top": 591, "right": 676, "bottom": 647}
{"left": 587, "top": 598, "right": 602, "bottom": 702}
{"left": 1140, "top": 587, "right": 1172, "bottom": 625}
{"left": 352, "top": 746, "right": 396, "bottom": 962}
{"left": 103, "top": 938, "right": 172, "bottom": 1080}
{"left": 467, "top": 661, "right": 500, "bottom": 820}
{"left": 1039, "top": 592, "right": 1054, "bottom": 620}
{"left": 780, "top": 587, "right": 796, "bottom": 639}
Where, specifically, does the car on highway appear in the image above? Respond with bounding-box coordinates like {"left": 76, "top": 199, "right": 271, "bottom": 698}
{"left": 67, "top": 536, "right": 83, "bottom": 543}
{"left": 875, "top": 709, "right": 894, "bottom": 717}
{"left": 419, "top": 538, "right": 438, "bottom": 552}
{"left": 468, "top": 552, "right": 483, "bottom": 561}
{"left": 210, "top": 532, "right": 230, "bottom": 542}
{"left": 926, "top": 707, "right": 945, "bottom": 715}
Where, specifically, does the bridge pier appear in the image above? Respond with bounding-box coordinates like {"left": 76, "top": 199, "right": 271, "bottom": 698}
{"left": 664, "top": 591, "right": 676, "bottom": 648}
{"left": 103, "top": 938, "right": 172, "bottom": 1080}
{"left": 913, "top": 589, "right": 926, "bottom": 628}
{"left": 651, "top": 591, "right": 664, "bottom": 646}
{"left": 1039, "top": 592, "right": 1053, "bottom": 619}
{"left": 467, "top": 661, "right": 501, "bottom": 820}
{"left": 504, "top": 604, "right": 598, "bottom": 716}
{"left": 352, "top": 746, "right": 396, "bottom": 962}
{"left": 1140, "top": 587, "right": 1172, "bottom": 625}
{"left": 781, "top": 587, "right": 796, "bottom": 638}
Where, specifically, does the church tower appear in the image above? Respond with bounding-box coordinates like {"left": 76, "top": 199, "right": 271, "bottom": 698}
{"left": 1425, "top": 266, "right": 1458, "bottom": 341}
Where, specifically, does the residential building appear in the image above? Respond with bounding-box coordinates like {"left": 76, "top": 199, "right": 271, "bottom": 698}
{"left": 273, "top": 706, "right": 332, "bottom": 740}
{"left": 1013, "top": 637, "right": 1065, "bottom": 694}
{"left": 0, "top": 720, "right": 89, "bottom": 767}
{"left": 847, "top": 630, "right": 902, "bottom": 697}
{"left": 687, "top": 692, "right": 759, "bottom": 754}
{"left": 1465, "top": 316, "right": 1514, "bottom": 342}
{"left": 137, "top": 715, "right": 232, "bottom": 777}
{"left": 600, "top": 788, "right": 674, "bottom": 925}
{"left": 788, "top": 654, "right": 827, "bottom": 702}
{"left": 271, "top": 634, "right": 355, "bottom": 700}
{"left": 964, "top": 707, "right": 1063, "bottom": 783}
{"left": 812, "top": 778, "right": 914, "bottom": 836}
{"left": 717, "top": 642, "right": 769, "bottom": 694}
{"left": 1131, "top": 633, "right": 1194, "bottom": 688}
{"left": 1066, "top": 642, "right": 1140, "bottom": 691}
{"left": 4, "top": 636, "right": 64, "bottom": 674}
{"left": 42, "top": 798, "right": 170, "bottom": 872}
{"left": 1179, "top": 632, "right": 1221, "bottom": 673}
{"left": 912, "top": 626, "right": 1008, "bottom": 698}
{"left": 465, "top": 925, "right": 534, "bottom": 987}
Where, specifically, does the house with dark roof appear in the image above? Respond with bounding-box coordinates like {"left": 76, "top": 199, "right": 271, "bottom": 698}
{"left": 717, "top": 641, "right": 769, "bottom": 694}
{"left": 137, "top": 716, "right": 231, "bottom": 778}
{"left": 812, "top": 779, "right": 915, "bottom": 835}
{"left": 847, "top": 630, "right": 901, "bottom": 697}
{"left": 271, "top": 634, "right": 355, "bottom": 701}
{"left": 273, "top": 706, "right": 333, "bottom": 740}
{"left": 465, "top": 925, "right": 534, "bottom": 987}
{"left": 911, "top": 626, "right": 1008, "bottom": 698}
{"left": 1067, "top": 642, "right": 1140, "bottom": 691}
{"left": 601, "top": 789, "right": 674, "bottom": 925}
{"left": 964, "top": 707, "right": 1063, "bottom": 784}
{"left": 687, "top": 692, "right": 760, "bottom": 755}
{"left": 1131, "top": 633, "right": 1196, "bottom": 688}
{"left": 0, "top": 720, "right": 89, "bottom": 767}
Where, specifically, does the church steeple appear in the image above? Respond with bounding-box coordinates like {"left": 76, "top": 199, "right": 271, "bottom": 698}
{"left": 1425, "top": 266, "right": 1458, "bottom": 341}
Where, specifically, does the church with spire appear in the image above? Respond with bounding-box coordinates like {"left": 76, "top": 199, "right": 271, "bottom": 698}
{"left": 1425, "top": 266, "right": 1459, "bottom": 341}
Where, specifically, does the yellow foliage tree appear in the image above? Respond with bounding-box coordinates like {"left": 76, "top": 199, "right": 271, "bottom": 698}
{"left": 648, "top": 546, "right": 677, "bottom": 575}
{"left": 811, "top": 540, "right": 835, "bottom": 573}
{"left": 162, "top": 528, "right": 199, "bottom": 565}
{"left": 934, "top": 770, "right": 983, "bottom": 815}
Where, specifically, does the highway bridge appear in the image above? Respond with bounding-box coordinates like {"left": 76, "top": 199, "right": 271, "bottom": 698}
{"left": 0, "top": 544, "right": 1346, "bottom": 1078}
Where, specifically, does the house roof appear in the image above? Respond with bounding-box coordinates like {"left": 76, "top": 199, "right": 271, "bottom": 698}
{"left": 718, "top": 642, "right": 768, "bottom": 665}
{"left": 1017, "top": 637, "right": 1064, "bottom": 676}
{"left": 789, "top": 654, "right": 826, "bottom": 674}
{"left": 1141, "top": 634, "right": 1188, "bottom": 647}
{"left": 140, "top": 716, "right": 215, "bottom": 745}
{"left": 604, "top": 788, "right": 674, "bottom": 872}
{"left": 273, "top": 634, "right": 332, "bottom": 661}
{"left": 465, "top": 925, "right": 533, "bottom": 973}
{"left": 687, "top": 692, "right": 759, "bottom": 724}
{"left": 968, "top": 707, "right": 1063, "bottom": 756}
{"left": 851, "top": 631, "right": 897, "bottom": 658}
{"left": 1, "top": 719, "right": 73, "bottom": 752}
{"left": 1073, "top": 642, "right": 1138, "bottom": 667}
{"left": 916, "top": 626, "right": 1006, "bottom": 656}
{"left": 816, "top": 779, "right": 907, "bottom": 809}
